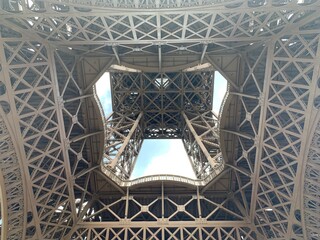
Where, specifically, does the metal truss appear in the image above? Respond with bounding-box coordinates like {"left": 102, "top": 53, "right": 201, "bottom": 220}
{"left": 182, "top": 111, "right": 223, "bottom": 179}
{"left": 0, "top": 36, "right": 76, "bottom": 238}
{"left": 304, "top": 114, "right": 320, "bottom": 240}
{"left": 111, "top": 71, "right": 213, "bottom": 138}
{"left": 249, "top": 21, "right": 320, "bottom": 239}
{"left": 1, "top": 0, "right": 245, "bottom": 10}
{"left": 0, "top": 117, "right": 24, "bottom": 239}
{"left": 104, "top": 112, "right": 143, "bottom": 179}
{"left": 0, "top": 33, "right": 103, "bottom": 238}
{"left": 104, "top": 71, "right": 219, "bottom": 181}
{"left": 68, "top": 180, "right": 256, "bottom": 238}
{"left": 72, "top": 226, "right": 258, "bottom": 240}
{"left": 0, "top": 1, "right": 319, "bottom": 240}
{"left": 1, "top": 0, "right": 319, "bottom": 72}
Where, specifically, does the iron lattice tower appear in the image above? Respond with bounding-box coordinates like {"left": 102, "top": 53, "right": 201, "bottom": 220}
{"left": 0, "top": 0, "right": 319, "bottom": 239}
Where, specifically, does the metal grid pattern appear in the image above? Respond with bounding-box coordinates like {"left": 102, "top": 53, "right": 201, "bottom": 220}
{"left": 182, "top": 111, "right": 223, "bottom": 179}
{"left": 69, "top": 182, "right": 257, "bottom": 238}
{"left": 1, "top": 0, "right": 317, "bottom": 65}
{"left": 0, "top": 1, "right": 319, "bottom": 239}
{"left": 0, "top": 117, "right": 24, "bottom": 239}
{"left": 251, "top": 25, "right": 320, "bottom": 239}
{"left": 304, "top": 117, "right": 320, "bottom": 240}
{"left": 72, "top": 226, "right": 258, "bottom": 240}
{"left": 104, "top": 112, "right": 143, "bottom": 179}
{"left": 106, "top": 71, "right": 220, "bottom": 181}
{"left": 111, "top": 71, "right": 213, "bottom": 138}
{"left": 0, "top": 37, "right": 78, "bottom": 238}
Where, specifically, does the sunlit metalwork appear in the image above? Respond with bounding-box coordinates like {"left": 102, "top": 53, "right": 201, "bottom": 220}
{"left": 0, "top": 0, "right": 319, "bottom": 239}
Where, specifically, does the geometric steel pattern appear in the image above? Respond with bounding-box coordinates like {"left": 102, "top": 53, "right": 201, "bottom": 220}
{"left": 304, "top": 118, "right": 320, "bottom": 240}
{"left": 71, "top": 226, "right": 259, "bottom": 240}
{"left": 104, "top": 111, "right": 143, "bottom": 179}
{"left": 0, "top": 1, "right": 319, "bottom": 239}
{"left": 111, "top": 71, "right": 213, "bottom": 138}
{"left": 182, "top": 110, "right": 223, "bottom": 179}
{"left": 252, "top": 24, "right": 320, "bottom": 239}
{"left": 105, "top": 71, "right": 221, "bottom": 181}
{"left": 0, "top": 117, "right": 24, "bottom": 239}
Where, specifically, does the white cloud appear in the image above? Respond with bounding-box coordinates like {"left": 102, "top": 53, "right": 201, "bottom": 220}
{"left": 95, "top": 72, "right": 110, "bottom": 97}
{"left": 212, "top": 71, "right": 228, "bottom": 113}
{"left": 142, "top": 139, "right": 196, "bottom": 179}
{"left": 95, "top": 72, "right": 112, "bottom": 115}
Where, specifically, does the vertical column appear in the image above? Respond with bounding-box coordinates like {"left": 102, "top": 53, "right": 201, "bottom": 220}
{"left": 47, "top": 46, "right": 78, "bottom": 224}
{"left": 249, "top": 42, "right": 273, "bottom": 221}
{"left": 300, "top": 35, "right": 320, "bottom": 240}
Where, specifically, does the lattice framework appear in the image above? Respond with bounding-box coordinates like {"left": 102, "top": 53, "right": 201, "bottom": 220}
{"left": 0, "top": 1, "right": 319, "bottom": 239}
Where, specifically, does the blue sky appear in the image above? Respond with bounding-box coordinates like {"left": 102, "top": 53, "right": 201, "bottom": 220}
{"left": 96, "top": 71, "right": 227, "bottom": 179}
{"left": 95, "top": 75, "right": 112, "bottom": 116}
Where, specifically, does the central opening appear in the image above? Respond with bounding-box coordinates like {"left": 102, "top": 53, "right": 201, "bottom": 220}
{"left": 130, "top": 139, "right": 196, "bottom": 179}
{"left": 96, "top": 70, "right": 227, "bottom": 180}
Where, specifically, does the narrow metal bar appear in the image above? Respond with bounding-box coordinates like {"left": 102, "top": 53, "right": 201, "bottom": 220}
{"left": 125, "top": 187, "right": 130, "bottom": 219}
{"left": 229, "top": 91, "right": 260, "bottom": 100}
{"left": 196, "top": 186, "right": 202, "bottom": 219}
{"left": 220, "top": 129, "right": 255, "bottom": 140}
{"left": 64, "top": 94, "right": 93, "bottom": 103}
{"left": 70, "top": 131, "right": 103, "bottom": 143}
{"left": 161, "top": 181, "right": 165, "bottom": 219}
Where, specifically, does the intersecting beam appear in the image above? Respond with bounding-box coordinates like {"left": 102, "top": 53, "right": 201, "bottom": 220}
{"left": 225, "top": 163, "right": 251, "bottom": 177}
{"left": 182, "top": 111, "right": 221, "bottom": 169}
{"left": 248, "top": 41, "right": 273, "bottom": 223}
{"left": 64, "top": 94, "right": 93, "bottom": 103}
{"left": 112, "top": 46, "right": 121, "bottom": 65}
{"left": 48, "top": 45, "right": 78, "bottom": 226}
{"left": 83, "top": 57, "right": 115, "bottom": 94}
{"left": 229, "top": 92, "right": 259, "bottom": 100}
{"left": 220, "top": 129, "right": 255, "bottom": 141}
{"left": 107, "top": 112, "right": 143, "bottom": 169}
{"left": 206, "top": 55, "right": 240, "bottom": 91}
{"left": 70, "top": 131, "right": 103, "bottom": 143}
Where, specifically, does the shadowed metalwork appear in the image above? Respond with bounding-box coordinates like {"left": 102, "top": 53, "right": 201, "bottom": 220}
{"left": 0, "top": 0, "right": 319, "bottom": 239}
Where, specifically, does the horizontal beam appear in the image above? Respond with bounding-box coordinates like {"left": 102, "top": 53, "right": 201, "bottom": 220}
{"left": 221, "top": 129, "right": 255, "bottom": 140}
{"left": 2, "top": 2, "right": 318, "bottom": 16}
{"left": 70, "top": 131, "right": 103, "bottom": 143}
{"left": 64, "top": 94, "right": 93, "bottom": 103}
{"left": 50, "top": 38, "right": 264, "bottom": 46}
{"left": 77, "top": 220, "right": 252, "bottom": 228}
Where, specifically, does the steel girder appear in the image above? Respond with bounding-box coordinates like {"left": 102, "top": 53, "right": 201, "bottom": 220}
{"left": 182, "top": 111, "right": 223, "bottom": 179}
{"left": 0, "top": 1, "right": 319, "bottom": 240}
{"left": 248, "top": 25, "right": 320, "bottom": 239}
{"left": 0, "top": 116, "right": 24, "bottom": 239}
{"left": 304, "top": 113, "right": 320, "bottom": 240}
{"left": 1, "top": 0, "right": 319, "bottom": 63}
{"left": 104, "top": 112, "right": 143, "bottom": 179}
{"left": 111, "top": 71, "right": 214, "bottom": 139}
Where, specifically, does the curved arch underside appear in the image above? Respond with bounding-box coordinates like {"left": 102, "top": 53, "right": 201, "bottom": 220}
{"left": 0, "top": 117, "right": 24, "bottom": 239}
{"left": 0, "top": 0, "right": 319, "bottom": 239}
